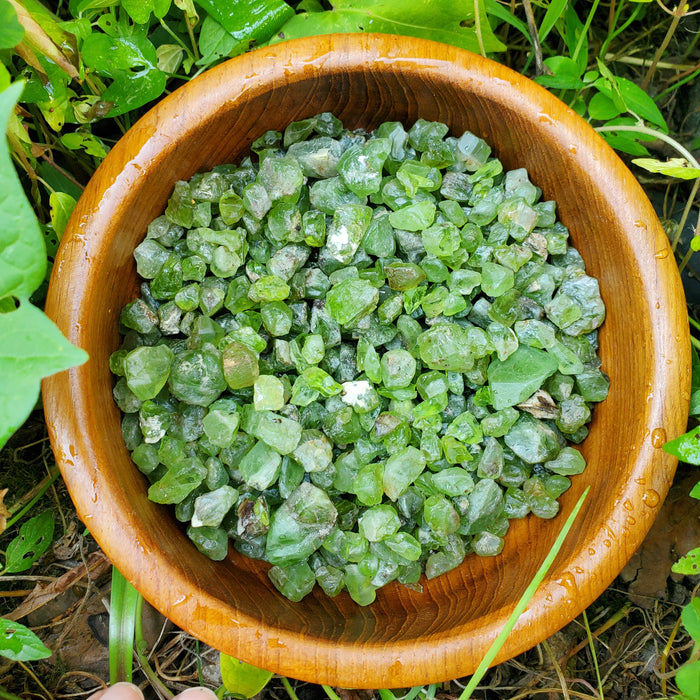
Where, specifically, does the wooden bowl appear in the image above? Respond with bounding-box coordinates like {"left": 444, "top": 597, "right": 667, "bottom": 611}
{"left": 43, "top": 34, "right": 690, "bottom": 689}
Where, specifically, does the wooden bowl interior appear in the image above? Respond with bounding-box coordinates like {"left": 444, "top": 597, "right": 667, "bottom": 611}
{"left": 43, "top": 35, "right": 688, "bottom": 689}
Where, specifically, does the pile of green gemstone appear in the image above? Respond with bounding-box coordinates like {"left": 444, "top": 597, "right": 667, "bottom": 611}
{"left": 110, "top": 113, "right": 608, "bottom": 605}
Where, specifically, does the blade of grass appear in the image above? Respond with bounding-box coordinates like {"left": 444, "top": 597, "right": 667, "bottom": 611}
{"left": 133, "top": 594, "right": 174, "bottom": 700}
{"left": 458, "top": 486, "right": 590, "bottom": 700}
{"left": 582, "top": 608, "right": 604, "bottom": 699}
{"left": 109, "top": 566, "right": 140, "bottom": 684}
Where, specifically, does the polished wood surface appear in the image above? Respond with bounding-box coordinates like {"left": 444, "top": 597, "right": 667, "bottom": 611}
{"left": 42, "top": 34, "right": 690, "bottom": 688}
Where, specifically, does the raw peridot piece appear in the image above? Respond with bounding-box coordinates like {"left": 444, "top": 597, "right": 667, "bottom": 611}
{"left": 187, "top": 525, "right": 229, "bottom": 561}
{"left": 248, "top": 275, "right": 290, "bottom": 303}
{"left": 358, "top": 504, "right": 401, "bottom": 542}
{"left": 265, "top": 482, "right": 337, "bottom": 566}
{"left": 239, "top": 440, "right": 282, "bottom": 490}
{"left": 192, "top": 485, "right": 238, "bottom": 528}
{"left": 268, "top": 561, "right": 316, "bottom": 602}
{"left": 338, "top": 138, "right": 391, "bottom": 196}
{"left": 293, "top": 429, "right": 333, "bottom": 472}
{"left": 222, "top": 341, "right": 259, "bottom": 390}
{"left": 253, "top": 375, "right": 286, "bottom": 411}
{"left": 170, "top": 347, "right": 227, "bottom": 407}
{"left": 481, "top": 262, "right": 515, "bottom": 297}
{"left": 385, "top": 262, "right": 426, "bottom": 291}
{"left": 202, "top": 408, "right": 239, "bottom": 448}
{"left": 545, "top": 446, "right": 586, "bottom": 475}
{"left": 504, "top": 413, "right": 562, "bottom": 464}
{"left": 241, "top": 406, "right": 303, "bottom": 455}
{"left": 487, "top": 344, "right": 558, "bottom": 410}
{"left": 380, "top": 349, "right": 417, "bottom": 388}
{"left": 382, "top": 446, "right": 426, "bottom": 501}
{"left": 388, "top": 200, "right": 436, "bottom": 231}
{"left": 340, "top": 381, "right": 380, "bottom": 414}
{"left": 123, "top": 345, "right": 173, "bottom": 401}
{"left": 418, "top": 323, "right": 475, "bottom": 372}
{"left": 148, "top": 457, "right": 207, "bottom": 504}
{"left": 326, "top": 278, "right": 379, "bottom": 327}
{"left": 324, "top": 203, "right": 373, "bottom": 264}
{"left": 422, "top": 222, "right": 461, "bottom": 257}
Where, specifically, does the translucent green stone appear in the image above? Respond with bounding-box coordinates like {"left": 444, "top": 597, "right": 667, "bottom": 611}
{"left": 323, "top": 203, "right": 373, "bottom": 264}
{"left": 504, "top": 413, "right": 562, "bottom": 464}
{"left": 202, "top": 408, "right": 239, "bottom": 448}
{"left": 186, "top": 525, "right": 229, "bottom": 561}
{"left": 253, "top": 375, "right": 286, "bottom": 412}
{"left": 358, "top": 504, "right": 401, "bottom": 542}
{"left": 269, "top": 561, "right": 316, "bottom": 602}
{"left": 265, "top": 482, "right": 337, "bottom": 566}
{"left": 239, "top": 439, "right": 282, "bottom": 490}
{"left": 417, "top": 323, "right": 475, "bottom": 372}
{"left": 221, "top": 341, "right": 259, "bottom": 390}
{"left": 241, "top": 406, "right": 303, "bottom": 455}
{"left": 343, "top": 564, "right": 376, "bottom": 606}
{"left": 388, "top": 200, "right": 436, "bottom": 231}
{"left": 455, "top": 131, "right": 491, "bottom": 171}
{"left": 325, "top": 278, "right": 379, "bottom": 327}
{"left": 293, "top": 429, "right": 334, "bottom": 472}
{"left": 123, "top": 345, "right": 173, "bottom": 402}
{"left": 382, "top": 446, "right": 426, "bottom": 501}
{"left": 380, "top": 349, "right": 417, "bottom": 389}
{"left": 192, "top": 485, "right": 238, "bottom": 528}
{"left": 337, "top": 138, "right": 391, "bottom": 196}
{"left": 170, "top": 347, "right": 227, "bottom": 406}
{"left": 148, "top": 457, "right": 206, "bottom": 504}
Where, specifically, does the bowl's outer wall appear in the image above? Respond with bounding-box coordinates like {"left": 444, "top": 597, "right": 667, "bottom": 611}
{"left": 43, "top": 34, "right": 690, "bottom": 688}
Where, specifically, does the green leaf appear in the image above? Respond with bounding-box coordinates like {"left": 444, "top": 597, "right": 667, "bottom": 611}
{"left": 673, "top": 549, "right": 700, "bottom": 577}
{"left": 631, "top": 157, "right": 700, "bottom": 180}
{"left": 121, "top": 0, "right": 171, "bottom": 24}
{"left": 483, "top": 0, "right": 529, "bottom": 43}
{"left": 535, "top": 56, "right": 584, "bottom": 90}
{"left": 538, "top": 0, "right": 567, "bottom": 42}
{"left": 676, "top": 659, "right": 700, "bottom": 699}
{"left": 271, "top": 0, "right": 506, "bottom": 54}
{"left": 690, "top": 481, "right": 700, "bottom": 500}
{"left": 0, "top": 81, "right": 46, "bottom": 301}
{"left": 81, "top": 32, "right": 168, "bottom": 117}
{"left": 220, "top": 653, "right": 274, "bottom": 698}
{"left": 195, "top": 0, "right": 294, "bottom": 44}
{"left": 615, "top": 76, "right": 667, "bottom": 130}
{"left": 663, "top": 425, "right": 700, "bottom": 465}
{"left": 0, "top": 618, "right": 51, "bottom": 662}
{"left": 60, "top": 131, "right": 108, "bottom": 159}
{"left": 49, "top": 192, "right": 77, "bottom": 241}
{"left": 0, "top": 0, "right": 25, "bottom": 49}
{"left": 156, "top": 43, "right": 184, "bottom": 73}
{"left": 0, "top": 300, "right": 88, "bottom": 450}
{"left": 563, "top": 4, "right": 587, "bottom": 73}
{"left": 587, "top": 92, "right": 621, "bottom": 121}
{"left": 109, "top": 567, "right": 140, "bottom": 683}
{"left": 197, "top": 14, "right": 245, "bottom": 65}
{"left": 3, "top": 511, "right": 55, "bottom": 573}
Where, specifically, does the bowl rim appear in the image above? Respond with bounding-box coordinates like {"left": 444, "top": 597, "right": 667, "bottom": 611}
{"left": 42, "top": 32, "right": 690, "bottom": 688}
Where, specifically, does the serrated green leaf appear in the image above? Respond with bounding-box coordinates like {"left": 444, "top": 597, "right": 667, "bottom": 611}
{"left": 673, "top": 549, "right": 700, "bottom": 577}
{"left": 81, "top": 32, "right": 167, "bottom": 117}
{"left": 49, "top": 192, "right": 76, "bottom": 241}
{"left": 271, "top": 0, "right": 506, "bottom": 53}
{"left": 220, "top": 653, "right": 274, "bottom": 698}
{"left": 676, "top": 658, "right": 700, "bottom": 699}
{"left": 0, "top": 0, "right": 25, "bottom": 49}
{"left": 0, "top": 618, "right": 51, "bottom": 661}
{"left": 663, "top": 425, "right": 700, "bottom": 465}
{"left": 0, "top": 82, "right": 46, "bottom": 301}
{"left": 631, "top": 157, "right": 700, "bottom": 180}
{"left": 0, "top": 301, "right": 88, "bottom": 450}
{"left": 3, "top": 511, "right": 55, "bottom": 573}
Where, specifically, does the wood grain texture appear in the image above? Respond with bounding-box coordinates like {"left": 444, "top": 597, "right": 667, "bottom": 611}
{"left": 42, "top": 34, "right": 690, "bottom": 688}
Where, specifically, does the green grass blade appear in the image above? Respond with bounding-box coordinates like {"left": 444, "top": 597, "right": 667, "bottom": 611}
{"left": 109, "top": 566, "right": 140, "bottom": 684}
{"left": 458, "top": 486, "right": 590, "bottom": 700}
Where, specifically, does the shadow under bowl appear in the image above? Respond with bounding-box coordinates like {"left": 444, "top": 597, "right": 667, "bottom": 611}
{"left": 43, "top": 33, "right": 690, "bottom": 689}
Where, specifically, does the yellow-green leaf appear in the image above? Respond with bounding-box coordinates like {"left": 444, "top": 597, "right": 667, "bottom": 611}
{"left": 631, "top": 157, "right": 700, "bottom": 180}
{"left": 220, "top": 653, "right": 273, "bottom": 698}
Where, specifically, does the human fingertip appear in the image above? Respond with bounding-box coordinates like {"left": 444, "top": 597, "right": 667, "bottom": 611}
{"left": 174, "top": 687, "right": 219, "bottom": 700}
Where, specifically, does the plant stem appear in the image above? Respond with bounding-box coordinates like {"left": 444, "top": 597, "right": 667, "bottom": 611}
{"left": 642, "top": 2, "right": 685, "bottom": 90}
{"left": 281, "top": 677, "right": 300, "bottom": 700}
{"left": 5, "top": 465, "right": 61, "bottom": 530}
{"left": 321, "top": 685, "right": 342, "bottom": 700}
{"left": 458, "top": 487, "right": 590, "bottom": 700}
{"left": 473, "top": 0, "right": 486, "bottom": 57}
{"left": 134, "top": 594, "right": 174, "bottom": 700}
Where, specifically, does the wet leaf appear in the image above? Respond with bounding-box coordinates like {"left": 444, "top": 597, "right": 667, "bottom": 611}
{"left": 271, "top": 0, "right": 506, "bottom": 53}
{"left": 0, "top": 617, "right": 51, "bottom": 661}
{"left": 663, "top": 425, "right": 700, "bottom": 465}
{"left": 49, "top": 191, "right": 76, "bottom": 240}
{"left": 220, "top": 653, "right": 274, "bottom": 698}
{"left": 195, "top": 0, "right": 294, "bottom": 45}
{"left": 3, "top": 510, "right": 55, "bottom": 573}
{"left": 81, "top": 31, "right": 167, "bottom": 117}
